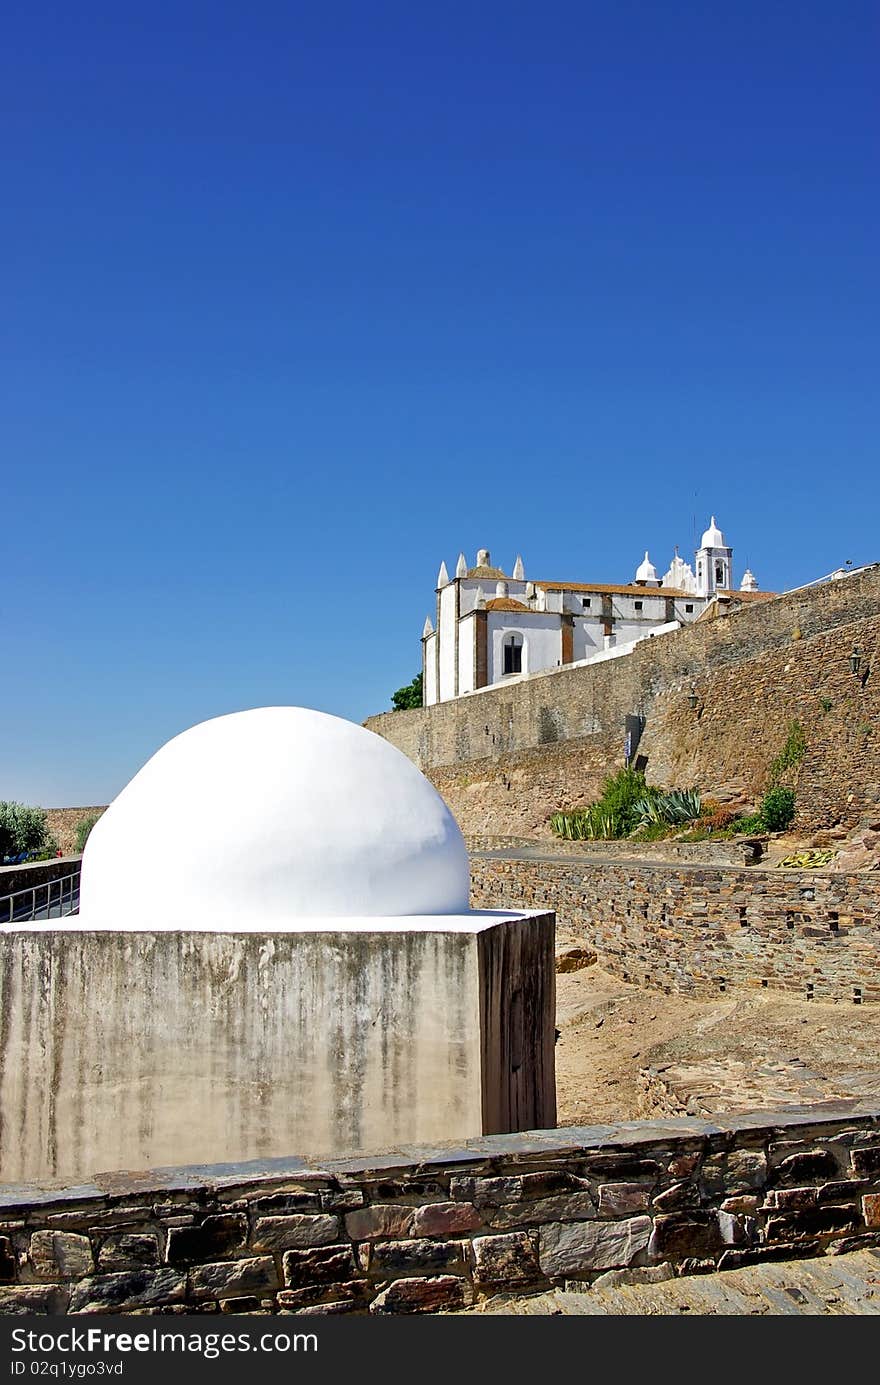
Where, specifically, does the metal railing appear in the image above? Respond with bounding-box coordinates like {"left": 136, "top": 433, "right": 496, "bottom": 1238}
{"left": 1, "top": 870, "right": 81, "bottom": 924}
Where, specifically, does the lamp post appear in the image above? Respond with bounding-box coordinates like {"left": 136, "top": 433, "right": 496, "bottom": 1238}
{"left": 850, "top": 646, "right": 862, "bottom": 676}
{"left": 688, "top": 687, "right": 699, "bottom": 711}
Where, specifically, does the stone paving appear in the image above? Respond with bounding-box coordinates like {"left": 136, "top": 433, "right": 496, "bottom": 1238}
{"left": 469, "top": 1247, "right": 880, "bottom": 1314}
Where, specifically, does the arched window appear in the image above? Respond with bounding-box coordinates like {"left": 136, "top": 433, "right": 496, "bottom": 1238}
{"left": 715, "top": 562, "right": 724, "bottom": 584}
{"left": 502, "top": 633, "right": 523, "bottom": 675}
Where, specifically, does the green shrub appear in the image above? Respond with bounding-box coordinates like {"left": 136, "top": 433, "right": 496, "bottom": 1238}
{"left": 551, "top": 770, "right": 701, "bottom": 841}
{"left": 759, "top": 786, "right": 796, "bottom": 831}
{"left": 75, "top": 813, "right": 103, "bottom": 853}
{"left": 0, "top": 801, "right": 51, "bottom": 859}
{"left": 732, "top": 812, "right": 767, "bottom": 835}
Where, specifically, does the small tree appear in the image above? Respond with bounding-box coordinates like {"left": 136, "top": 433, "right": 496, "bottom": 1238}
{"left": 391, "top": 672, "right": 423, "bottom": 711}
{"left": 0, "top": 802, "right": 51, "bottom": 858}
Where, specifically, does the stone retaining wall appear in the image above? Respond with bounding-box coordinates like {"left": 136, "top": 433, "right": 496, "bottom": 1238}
{"left": 2, "top": 1106, "right": 880, "bottom": 1314}
{"left": 470, "top": 855, "right": 880, "bottom": 1003}
{"left": 0, "top": 857, "right": 81, "bottom": 907}
{"left": 367, "top": 566, "right": 880, "bottom": 838}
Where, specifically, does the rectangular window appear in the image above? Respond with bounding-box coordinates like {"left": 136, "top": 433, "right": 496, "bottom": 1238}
{"left": 634, "top": 600, "right": 643, "bottom": 612}
{"left": 503, "top": 642, "right": 522, "bottom": 675}
{"left": 685, "top": 603, "right": 694, "bottom": 613}
{"left": 582, "top": 598, "right": 591, "bottom": 609}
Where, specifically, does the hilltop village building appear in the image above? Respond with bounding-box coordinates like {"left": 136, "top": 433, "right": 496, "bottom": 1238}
{"left": 422, "top": 517, "right": 768, "bottom": 706}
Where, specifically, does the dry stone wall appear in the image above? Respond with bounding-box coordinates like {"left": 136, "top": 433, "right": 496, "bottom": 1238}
{"left": 367, "top": 567, "right": 880, "bottom": 838}
{"left": 2, "top": 1107, "right": 880, "bottom": 1314}
{"left": 470, "top": 855, "right": 880, "bottom": 1003}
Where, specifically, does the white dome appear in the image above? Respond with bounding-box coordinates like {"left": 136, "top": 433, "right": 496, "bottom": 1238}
{"left": 79, "top": 707, "right": 469, "bottom": 928}
{"left": 635, "top": 551, "right": 658, "bottom": 583}
{"left": 700, "top": 515, "right": 726, "bottom": 548}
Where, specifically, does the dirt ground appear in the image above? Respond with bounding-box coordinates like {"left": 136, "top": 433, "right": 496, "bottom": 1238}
{"left": 555, "top": 963, "right": 880, "bottom": 1126}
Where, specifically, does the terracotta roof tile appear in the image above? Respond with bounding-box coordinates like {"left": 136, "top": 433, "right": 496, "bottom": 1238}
{"left": 484, "top": 597, "right": 531, "bottom": 612}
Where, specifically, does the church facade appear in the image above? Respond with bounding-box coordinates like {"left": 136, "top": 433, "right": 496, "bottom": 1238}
{"left": 421, "top": 518, "right": 770, "bottom": 706}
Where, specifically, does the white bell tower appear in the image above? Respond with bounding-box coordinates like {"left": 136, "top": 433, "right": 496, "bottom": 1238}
{"left": 695, "top": 516, "right": 733, "bottom": 595}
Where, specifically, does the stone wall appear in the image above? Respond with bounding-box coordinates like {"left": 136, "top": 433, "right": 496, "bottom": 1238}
{"left": 470, "top": 855, "right": 880, "bottom": 1003}
{"left": 43, "top": 809, "right": 104, "bottom": 857}
{"left": 2, "top": 1105, "right": 880, "bottom": 1314}
{"left": 367, "top": 566, "right": 880, "bottom": 838}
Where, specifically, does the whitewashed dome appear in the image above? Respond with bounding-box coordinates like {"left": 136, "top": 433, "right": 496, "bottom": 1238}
{"left": 635, "top": 551, "right": 659, "bottom": 584}
{"left": 79, "top": 707, "right": 469, "bottom": 928}
{"left": 700, "top": 515, "right": 726, "bottom": 548}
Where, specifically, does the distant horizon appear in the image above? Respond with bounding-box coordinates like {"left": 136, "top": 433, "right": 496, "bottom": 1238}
{"left": 4, "top": 1, "right": 877, "bottom": 805}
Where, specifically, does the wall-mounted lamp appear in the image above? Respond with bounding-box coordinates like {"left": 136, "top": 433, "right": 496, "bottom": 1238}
{"left": 687, "top": 687, "right": 700, "bottom": 711}
{"left": 850, "top": 646, "right": 863, "bottom": 675}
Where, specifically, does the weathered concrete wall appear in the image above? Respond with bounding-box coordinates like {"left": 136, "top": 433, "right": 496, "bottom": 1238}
{"left": 470, "top": 855, "right": 880, "bottom": 1003}
{"left": 367, "top": 567, "right": 880, "bottom": 837}
{"left": 0, "top": 914, "right": 555, "bottom": 1185}
{"left": 2, "top": 1104, "right": 880, "bottom": 1314}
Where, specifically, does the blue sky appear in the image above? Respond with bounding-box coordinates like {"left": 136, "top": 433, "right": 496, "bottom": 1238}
{"left": 3, "top": 1, "right": 877, "bottom": 805}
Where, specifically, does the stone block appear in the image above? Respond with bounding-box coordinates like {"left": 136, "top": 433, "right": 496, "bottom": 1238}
{"left": 651, "top": 1182, "right": 699, "bottom": 1212}
{"left": 277, "top": 1282, "right": 366, "bottom": 1310}
{"left": 410, "top": 1202, "right": 484, "bottom": 1236}
{"left": 449, "top": 1176, "right": 522, "bottom": 1206}
{"left": 0, "top": 1284, "right": 70, "bottom": 1314}
{"left": 765, "top": 1206, "right": 859, "bottom": 1242}
{"left": 369, "top": 1276, "right": 473, "bottom": 1314}
{"left": 776, "top": 1149, "right": 837, "bottom": 1181}
{"left": 862, "top": 1194, "right": 880, "bottom": 1228}
{"left": 282, "top": 1245, "right": 359, "bottom": 1288}
{"left": 69, "top": 1270, "right": 186, "bottom": 1314}
{"left": 762, "top": 1187, "right": 818, "bottom": 1212}
{"left": 345, "top": 1205, "right": 414, "bottom": 1241}
{"left": 188, "top": 1257, "right": 279, "bottom": 1301}
{"left": 472, "top": 1232, "right": 542, "bottom": 1288}
{"left": 851, "top": 1146, "right": 880, "bottom": 1176}
{"left": 365, "top": 1237, "right": 466, "bottom": 1277}
{"left": 97, "top": 1234, "right": 160, "bottom": 1271}
{"left": 489, "top": 1191, "right": 596, "bottom": 1229}
{"left": 598, "top": 1183, "right": 653, "bottom": 1217}
{"left": 250, "top": 1214, "right": 340, "bottom": 1252}
{"left": 30, "top": 1231, "right": 93, "bottom": 1280}
{"left": 166, "top": 1215, "right": 248, "bottom": 1266}
{"left": 648, "top": 1213, "right": 725, "bottom": 1259}
{"left": 702, "top": 1149, "right": 766, "bottom": 1195}
{"left": 539, "top": 1216, "right": 652, "bottom": 1278}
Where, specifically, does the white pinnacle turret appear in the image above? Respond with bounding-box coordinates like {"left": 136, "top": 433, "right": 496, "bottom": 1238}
{"left": 422, "top": 616, "right": 434, "bottom": 637}
{"left": 635, "top": 551, "right": 660, "bottom": 586}
{"left": 740, "top": 569, "right": 758, "bottom": 592}
{"left": 455, "top": 553, "right": 468, "bottom": 578}
{"left": 437, "top": 561, "right": 450, "bottom": 588}
{"left": 512, "top": 555, "right": 525, "bottom": 581}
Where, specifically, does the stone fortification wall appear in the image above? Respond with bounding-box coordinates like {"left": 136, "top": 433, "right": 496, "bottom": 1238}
{"left": 2, "top": 1105, "right": 880, "bottom": 1315}
{"left": 367, "top": 567, "right": 880, "bottom": 837}
{"left": 470, "top": 856, "right": 880, "bottom": 1003}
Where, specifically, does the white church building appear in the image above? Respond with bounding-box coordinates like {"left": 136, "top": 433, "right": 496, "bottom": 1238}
{"left": 422, "top": 517, "right": 770, "bottom": 706}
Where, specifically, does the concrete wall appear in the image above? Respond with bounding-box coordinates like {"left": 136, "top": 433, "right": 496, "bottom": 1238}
{"left": 0, "top": 914, "right": 555, "bottom": 1186}
{"left": 470, "top": 854, "right": 880, "bottom": 1003}
{"left": 2, "top": 1103, "right": 880, "bottom": 1314}
{"left": 369, "top": 566, "right": 880, "bottom": 837}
